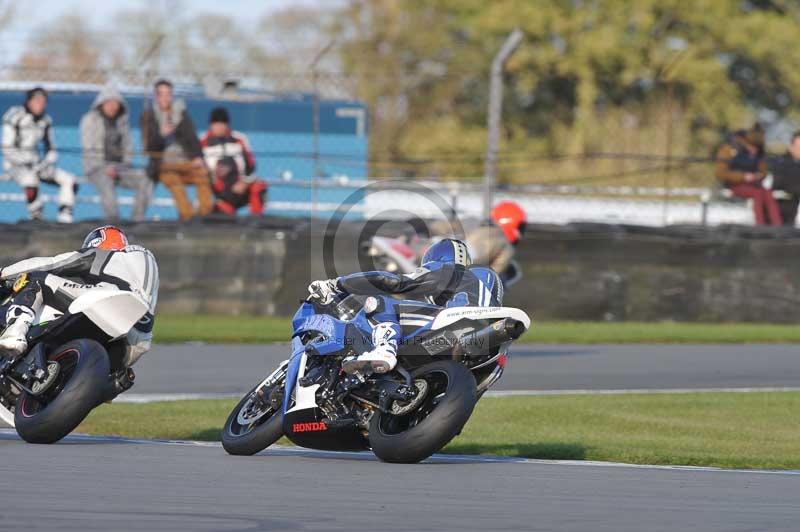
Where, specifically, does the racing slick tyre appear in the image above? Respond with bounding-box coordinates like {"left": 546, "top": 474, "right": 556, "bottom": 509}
{"left": 15, "top": 339, "right": 110, "bottom": 444}
{"left": 222, "top": 383, "right": 284, "bottom": 456}
{"left": 369, "top": 360, "right": 477, "bottom": 464}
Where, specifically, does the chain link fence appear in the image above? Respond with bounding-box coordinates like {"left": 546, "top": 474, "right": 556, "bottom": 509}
{"left": 0, "top": 64, "right": 789, "bottom": 226}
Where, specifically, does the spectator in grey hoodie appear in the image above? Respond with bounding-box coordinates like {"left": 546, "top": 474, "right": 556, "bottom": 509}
{"left": 80, "top": 84, "right": 152, "bottom": 221}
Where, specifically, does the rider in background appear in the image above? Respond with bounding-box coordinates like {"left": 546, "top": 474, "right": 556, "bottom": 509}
{"left": 467, "top": 200, "right": 527, "bottom": 275}
{"left": 0, "top": 226, "right": 158, "bottom": 373}
{"left": 308, "top": 239, "right": 499, "bottom": 375}
{"left": 430, "top": 200, "right": 527, "bottom": 279}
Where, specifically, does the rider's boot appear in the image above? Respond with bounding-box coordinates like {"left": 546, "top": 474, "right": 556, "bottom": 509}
{"left": 0, "top": 305, "right": 35, "bottom": 357}
{"left": 56, "top": 205, "right": 74, "bottom": 224}
{"left": 343, "top": 322, "right": 398, "bottom": 375}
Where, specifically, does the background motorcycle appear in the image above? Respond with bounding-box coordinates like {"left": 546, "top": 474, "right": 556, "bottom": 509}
{"left": 365, "top": 234, "right": 523, "bottom": 288}
{"left": 0, "top": 277, "right": 148, "bottom": 443}
{"left": 222, "top": 269, "right": 530, "bottom": 463}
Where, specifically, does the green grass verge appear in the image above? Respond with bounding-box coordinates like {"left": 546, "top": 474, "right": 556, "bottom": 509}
{"left": 78, "top": 392, "right": 800, "bottom": 469}
{"left": 154, "top": 315, "right": 800, "bottom": 344}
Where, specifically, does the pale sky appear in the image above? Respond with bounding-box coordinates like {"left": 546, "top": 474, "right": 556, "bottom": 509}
{"left": 3, "top": 0, "right": 335, "bottom": 60}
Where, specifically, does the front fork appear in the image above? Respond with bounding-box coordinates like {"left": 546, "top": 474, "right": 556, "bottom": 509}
{"left": 254, "top": 359, "right": 289, "bottom": 406}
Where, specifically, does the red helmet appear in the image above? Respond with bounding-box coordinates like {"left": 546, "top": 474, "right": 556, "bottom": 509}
{"left": 82, "top": 225, "right": 129, "bottom": 251}
{"left": 491, "top": 201, "right": 527, "bottom": 245}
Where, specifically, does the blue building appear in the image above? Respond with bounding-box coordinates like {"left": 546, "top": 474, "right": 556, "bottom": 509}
{"left": 0, "top": 83, "right": 368, "bottom": 222}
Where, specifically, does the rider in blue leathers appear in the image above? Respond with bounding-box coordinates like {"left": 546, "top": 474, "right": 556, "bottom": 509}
{"left": 308, "top": 238, "right": 500, "bottom": 374}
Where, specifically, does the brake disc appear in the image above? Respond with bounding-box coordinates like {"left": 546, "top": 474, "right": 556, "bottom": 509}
{"left": 237, "top": 389, "right": 275, "bottom": 426}
{"left": 390, "top": 379, "right": 429, "bottom": 416}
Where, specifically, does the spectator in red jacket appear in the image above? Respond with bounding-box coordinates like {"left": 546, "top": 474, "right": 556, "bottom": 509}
{"left": 200, "top": 107, "right": 267, "bottom": 216}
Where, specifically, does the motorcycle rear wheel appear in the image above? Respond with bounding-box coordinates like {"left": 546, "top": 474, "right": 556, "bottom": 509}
{"left": 15, "top": 339, "right": 110, "bottom": 444}
{"left": 369, "top": 360, "right": 477, "bottom": 463}
{"left": 222, "top": 383, "right": 284, "bottom": 456}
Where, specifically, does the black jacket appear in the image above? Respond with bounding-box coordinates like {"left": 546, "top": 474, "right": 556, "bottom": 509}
{"left": 140, "top": 102, "right": 203, "bottom": 181}
{"left": 770, "top": 153, "right": 800, "bottom": 196}
{"left": 337, "top": 263, "right": 483, "bottom": 306}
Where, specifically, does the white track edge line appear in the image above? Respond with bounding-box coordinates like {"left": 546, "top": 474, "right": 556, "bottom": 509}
{"left": 485, "top": 387, "right": 800, "bottom": 396}
{"left": 1, "top": 428, "right": 798, "bottom": 476}
{"left": 114, "top": 387, "right": 800, "bottom": 403}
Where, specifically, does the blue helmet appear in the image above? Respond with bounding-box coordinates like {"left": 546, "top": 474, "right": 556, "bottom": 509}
{"left": 421, "top": 238, "right": 472, "bottom": 268}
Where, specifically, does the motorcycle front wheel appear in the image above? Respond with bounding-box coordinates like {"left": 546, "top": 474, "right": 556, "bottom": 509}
{"left": 222, "top": 382, "right": 284, "bottom": 456}
{"left": 369, "top": 359, "right": 477, "bottom": 463}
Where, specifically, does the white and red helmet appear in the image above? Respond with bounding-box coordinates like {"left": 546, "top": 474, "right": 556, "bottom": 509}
{"left": 82, "top": 225, "right": 129, "bottom": 251}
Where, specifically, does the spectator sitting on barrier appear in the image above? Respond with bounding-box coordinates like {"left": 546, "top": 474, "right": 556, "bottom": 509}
{"left": 769, "top": 130, "right": 800, "bottom": 226}
{"left": 1, "top": 87, "right": 76, "bottom": 223}
{"left": 140, "top": 79, "right": 213, "bottom": 221}
{"left": 79, "top": 84, "right": 152, "bottom": 221}
{"left": 200, "top": 107, "right": 267, "bottom": 216}
{"left": 714, "top": 124, "right": 782, "bottom": 226}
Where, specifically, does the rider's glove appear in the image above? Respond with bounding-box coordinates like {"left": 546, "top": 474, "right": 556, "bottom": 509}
{"left": 308, "top": 278, "right": 340, "bottom": 304}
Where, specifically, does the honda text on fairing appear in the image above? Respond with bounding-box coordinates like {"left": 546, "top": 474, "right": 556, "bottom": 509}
{"left": 0, "top": 226, "right": 158, "bottom": 443}
{"left": 222, "top": 241, "right": 530, "bottom": 463}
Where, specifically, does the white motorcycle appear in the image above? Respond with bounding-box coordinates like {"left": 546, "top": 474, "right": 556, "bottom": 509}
{"left": 0, "top": 276, "right": 148, "bottom": 443}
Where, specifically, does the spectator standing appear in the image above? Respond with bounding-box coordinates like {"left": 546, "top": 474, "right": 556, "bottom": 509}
{"left": 200, "top": 107, "right": 267, "bottom": 215}
{"left": 1, "top": 87, "right": 76, "bottom": 223}
{"left": 714, "top": 124, "right": 782, "bottom": 226}
{"left": 769, "top": 131, "right": 800, "bottom": 226}
{"left": 140, "top": 79, "right": 212, "bottom": 221}
{"left": 80, "top": 84, "right": 152, "bottom": 221}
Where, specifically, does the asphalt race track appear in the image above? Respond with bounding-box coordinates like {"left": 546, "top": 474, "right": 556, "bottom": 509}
{"left": 131, "top": 343, "right": 800, "bottom": 395}
{"left": 1, "top": 429, "right": 798, "bottom": 532}
{"left": 5, "top": 344, "right": 799, "bottom": 531}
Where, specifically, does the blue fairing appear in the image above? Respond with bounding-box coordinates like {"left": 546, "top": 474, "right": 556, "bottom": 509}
{"left": 292, "top": 302, "right": 318, "bottom": 330}
{"left": 283, "top": 296, "right": 443, "bottom": 413}
{"left": 293, "top": 313, "right": 353, "bottom": 356}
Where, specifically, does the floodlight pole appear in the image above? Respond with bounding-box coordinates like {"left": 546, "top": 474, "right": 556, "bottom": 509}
{"left": 483, "top": 28, "right": 523, "bottom": 220}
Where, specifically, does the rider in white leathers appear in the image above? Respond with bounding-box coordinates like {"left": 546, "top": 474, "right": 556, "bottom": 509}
{"left": 0, "top": 225, "right": 158, "bottom": 368}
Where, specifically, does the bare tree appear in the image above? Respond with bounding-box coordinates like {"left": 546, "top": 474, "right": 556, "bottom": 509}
{"left": 0, "top": 0, "right": 14, "bottom": 31}
{"left": 14, "top": 14, "right": 105, "bottom": 83}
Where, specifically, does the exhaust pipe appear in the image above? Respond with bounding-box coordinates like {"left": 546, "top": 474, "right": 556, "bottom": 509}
{"left": 461, "top": 318, "right": 526, "bottom": 356}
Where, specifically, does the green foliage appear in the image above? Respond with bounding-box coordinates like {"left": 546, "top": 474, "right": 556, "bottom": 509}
{"left": 333, "top": 1, "right": 800, "bottom": 183}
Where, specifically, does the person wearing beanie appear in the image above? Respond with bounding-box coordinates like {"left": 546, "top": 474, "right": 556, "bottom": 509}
{"left": 140, "top": 79, "right": 212, "bottom": 221}
{"left": 714, "top": 123, "right": 782, "bottom": 226}
{"left": 1, "top": 86, "right": 77, "bottom": 222}
{"left": 200, "top": 106, "right": 267, "bottom": 216}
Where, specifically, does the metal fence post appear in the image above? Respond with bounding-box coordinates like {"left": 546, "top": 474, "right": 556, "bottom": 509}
{"left": 483, "top": 28, "right": 523, "bottom": 220}
{"left": 310, "top": 40, "right": 335, "bottom": 218}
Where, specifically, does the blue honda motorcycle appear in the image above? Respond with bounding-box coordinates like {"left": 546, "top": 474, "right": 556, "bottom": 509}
{"left": 222, "top": 269, "right": 530, "bottom": 463}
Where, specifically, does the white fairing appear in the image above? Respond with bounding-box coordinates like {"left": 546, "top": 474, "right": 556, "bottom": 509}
{"left": 68, "top": 288, "right": 149, "bottom": 339}
{"left": 37, "top": 306, "right": 63, "bottom": 325}
{"left": 0, "top": 402, "right": 13, "bottom": 427}
{"left": 285, "top": 351, "right": 320, "bottom": 414}
{"left": 431, "top": 306, "right": 531, "bottom": 331}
